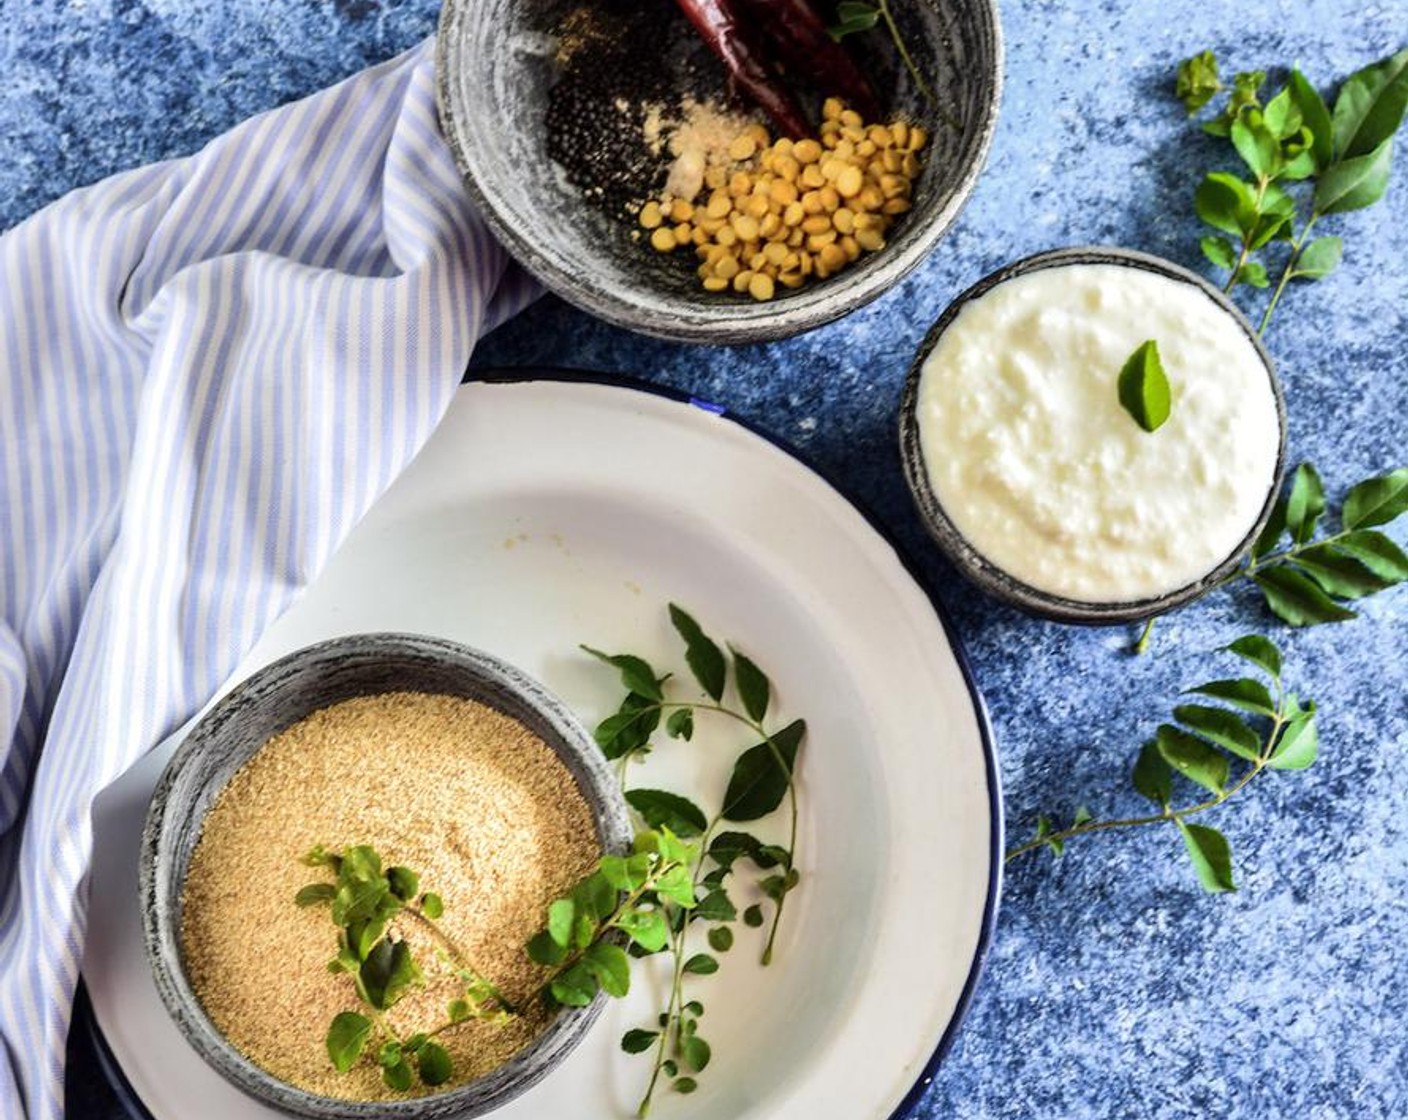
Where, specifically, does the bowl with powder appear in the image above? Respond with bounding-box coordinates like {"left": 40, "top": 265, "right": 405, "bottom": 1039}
{"left": 140, "top": 632, "right": 633, "bottom": 1119}
{"left": 436, "top": 0, "right": 1002, "bottom": 343}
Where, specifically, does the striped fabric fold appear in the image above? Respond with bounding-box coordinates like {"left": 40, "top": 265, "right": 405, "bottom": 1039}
{"left": 0, "top": 38, "right": 537, "bottom": 1119}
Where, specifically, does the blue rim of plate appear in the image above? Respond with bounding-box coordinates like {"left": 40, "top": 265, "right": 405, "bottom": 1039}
{"left": 78, "top": 366, "right": 1003, "bottom": 1120}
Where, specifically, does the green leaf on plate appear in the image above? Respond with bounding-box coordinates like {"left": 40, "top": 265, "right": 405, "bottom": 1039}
{"left": 721, "top": 719, "right": 805, "bottom": 821}
{"left": 669, "top": 604, "right": 727, "bottom": 701}
{"left": 626, "top": 788, "right": 709, "bottom": 837}
{"left": 622, "top": 1029, "right": 659, "bottom": 1054}
{"left": 581, "top": 646, "right": 664, "bottom": 701}
{"left": 829, "top": 0, "right": 881, "bottom": 40}
{"left": 731, "top": 647, "right": 771, "bottom": 722}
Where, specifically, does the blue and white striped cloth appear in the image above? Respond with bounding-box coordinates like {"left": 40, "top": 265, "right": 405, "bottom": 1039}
{"left": 0, "top": 38, "right": 536, "bottom": 1119}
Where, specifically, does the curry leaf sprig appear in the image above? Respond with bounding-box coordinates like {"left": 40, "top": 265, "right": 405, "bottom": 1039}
{"left": 830, "top": 1, "right": 933, "bottom": 104}
{"left": 296, "top": 846, "right": 514, "bottom": 1090}
{"left": 1223, "top": 463, "right": 1408, "bottom": 626}
{"left": 525, "top": 826, "right": 696, "bottom": 1007}
{"left": 1008, "top": 636, "right": 1317, "bottom": 893}
{"left": 1133, "top": 463, "right": 1407, "bottom": 653}
{"left": 528, "top": 604, "right": 805, "bottom": 1116}
{"left": 829, "top": 0, "right": 960, "bottom": 128}
{"left": 586, "top": 604, "right": 804, "bottom": 967}
{"left": 1177, "top": 47, "right": 1408, "bottom": 332}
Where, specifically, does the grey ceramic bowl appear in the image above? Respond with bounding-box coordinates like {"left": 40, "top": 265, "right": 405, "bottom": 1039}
{"left": 898, "top": 246, "right": 1289, "bottom": 625}
{"left": 436, "top": 0, "right": 1002, "bottom": 344}
{"left": 140, "top": 633, "right": 633, "bottom": 1120}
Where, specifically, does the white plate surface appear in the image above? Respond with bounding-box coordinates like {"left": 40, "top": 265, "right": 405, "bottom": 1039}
{"left": 84, "top": 375, "right": 1000, "bottom": 1120}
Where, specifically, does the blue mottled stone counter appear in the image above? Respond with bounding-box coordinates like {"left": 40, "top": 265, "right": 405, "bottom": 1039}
{"left": 5, "top": 1, "right": 1403, "bottom": 1117}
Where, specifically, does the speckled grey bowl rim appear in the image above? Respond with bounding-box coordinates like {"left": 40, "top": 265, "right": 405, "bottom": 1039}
{"left": 139, "top": 632, "right": 633, "bottom": 1120}
{"left": 433, "top": 0, "right": 1004, "bottom": 345}
{"left": 898, "top": 245, "right": 1289, "bottom": 625}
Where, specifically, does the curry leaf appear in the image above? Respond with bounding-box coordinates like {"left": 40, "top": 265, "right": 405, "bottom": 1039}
{"left": 1117, "top": 340, "right": 1173, "bottom": 433}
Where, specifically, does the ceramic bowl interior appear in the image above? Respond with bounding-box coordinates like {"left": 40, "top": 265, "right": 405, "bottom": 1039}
{"left": 140, "top": 633, "right": 633, "bottom": 1120}
{"left": 898, "top": 246, "right": 1289, "bottom": 624}
{"left": 436, "top": 0, "right": 1002, "bottom": 344}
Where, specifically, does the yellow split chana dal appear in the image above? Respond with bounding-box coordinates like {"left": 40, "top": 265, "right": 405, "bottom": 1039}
{"left": 640, "top": 98, "right": 927, "bottom": 301}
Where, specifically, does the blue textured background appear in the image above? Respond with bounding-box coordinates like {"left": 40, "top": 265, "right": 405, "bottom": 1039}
{"left": 5, "top": 1, "right": 1404, "bottom": 1117}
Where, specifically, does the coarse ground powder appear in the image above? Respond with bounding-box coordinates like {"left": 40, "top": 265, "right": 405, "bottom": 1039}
{"left": 180, "top": 691, "right": 601, "bottom": 1100}
{"left": 545, "top": 0, "right": 746, "bottom": 215}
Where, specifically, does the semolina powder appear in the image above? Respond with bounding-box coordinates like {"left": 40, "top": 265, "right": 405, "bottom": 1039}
{"left": 180, "top": 691, "right": 600, "bottom": 1100}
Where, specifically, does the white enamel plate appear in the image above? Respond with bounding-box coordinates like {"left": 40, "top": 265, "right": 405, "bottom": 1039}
{"left": 83, "top": 374, "right": 1001, "bottom": 1120}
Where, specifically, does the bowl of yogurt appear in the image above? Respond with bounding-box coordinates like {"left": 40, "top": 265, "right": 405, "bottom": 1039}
{"left": 899, "top": 246, "right": 1287, "bottom": 623}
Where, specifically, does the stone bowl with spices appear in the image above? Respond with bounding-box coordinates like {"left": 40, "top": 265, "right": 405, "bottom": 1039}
{"left": 899, "top": 246, "right": 1289, "bottom": 625}
{"left": 140, "top": 632, "right": 633, "bottom": 1120}
{"left": 435, "top": 0, "right": 1002, "bottom": 344}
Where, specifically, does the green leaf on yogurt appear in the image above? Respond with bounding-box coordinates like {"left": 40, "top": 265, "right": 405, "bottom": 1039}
{"left": 1116, "top": 340, "right": 1173, "bottom": 433}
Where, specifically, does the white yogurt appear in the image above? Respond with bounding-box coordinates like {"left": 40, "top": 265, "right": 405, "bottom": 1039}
{"left": 915, "top": 262, "right": 1280, "bottom": 603}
